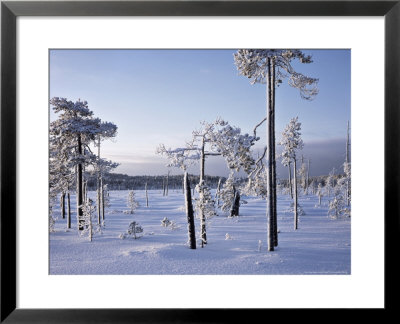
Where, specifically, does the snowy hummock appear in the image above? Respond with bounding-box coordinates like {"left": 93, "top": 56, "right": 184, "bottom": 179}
{"left": 50, "top": 189, "right": 350, "bottom": 275}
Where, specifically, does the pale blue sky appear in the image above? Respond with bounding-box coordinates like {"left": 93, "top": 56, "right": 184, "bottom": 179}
{"left": 50, "top": 49, "right": 350, "bottom": 177}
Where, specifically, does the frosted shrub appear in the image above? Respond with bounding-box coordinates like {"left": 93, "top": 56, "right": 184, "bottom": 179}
{"left": 126, "top": 190, "right": 139, "bottom": 214}
{"left": 161, "top": 217, "right": 171, "bottom": 227}
{"left": 285, "top": 202, "right": 305, "bottom": 216}
{"left": 328, "top": 188, "right": 350, "bottom": 219}
{"left": 120, "top": 221, "right": 143, "bottom": 239}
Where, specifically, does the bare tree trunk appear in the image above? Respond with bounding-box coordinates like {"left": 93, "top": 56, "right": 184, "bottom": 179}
{"left": 101, "top": 177, "right": 105, "bottom": 221}
{"left": 216, "top": 177, "right": 222, "bottom": 208}
{"left": 166, "top": 171, "right": 170, "bottom": 196}
{"left": 318, "top": 193, "right": 321, "bottom": 206}
{"left": 88, "top": 205, "right": 92, "bottom": 242}
{"left": 77, "top": 134, "right": 84, "bottom": 231}
{"left": 271, "top": 58, "right": 278, "bottom": 247}
{"left": 199, "top": 138, "right": 207, "bottom": 247}
{"left": 67, "top": 191, "right": 71, "bottom": 229}
{"left": 184, "top": 172, "right": 196, "bottom": 249}
{"left": 97, "top": 136, "right": 101, "bottom": 224}
{"left": 60, "top": 192, "right": 65, "bottom": 219}
{"left": 145, "top": 182, "right": 149, "bottom": 207}
{"left": 288, "top": 162, "right": 293, "bottom": 199}
{"left": 346, "top": 120, "right": 350, "bottom": 206}
{"left": 307, "top": 159, "right": 311, "bottom": 194}
{"left": 266, "top": 57, "right": 274, "bottom": 251}
{"left": 83, "top": 181, "right": 88, "bottom": 204}
{"left": 293, "top": 158, "right": 299, "bottom": 230}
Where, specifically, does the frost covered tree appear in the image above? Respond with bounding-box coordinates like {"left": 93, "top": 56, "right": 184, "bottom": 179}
{"left": 103, "top": 184, "right": 111, "bottom": 210}
{"left": 94, "top": 122, "right": 117, "bottom": 224}
{"left": 316, "top": 183, "right": 324, "bottom": 206}
{"left": 49, "top": 135, "right": 75, "bottom": 229}
{"left": 298, "top": 157, "right": 308, "bottom": 194}
{"left": 50, "top": 97, "right": 118, "bottom": 231}
{"left": 80, "top": 198, "right": 100, "bottom": 242}
{"left": 92, "top": 157, "right": 118, "bottom": 224}
{"left": 234, "top": 49, "right": 318, "bottom": 251}
{"left": 343, "top": 161, "right": 351, "bottom": 206}
{"left": 344, "top": 121, "right": 351, "bottom": 206}
{"left": 195, "top": 181, "right": 217, "bottom": 243}
{"left": 279, "top": 117, "right": 304, "bottom": 231}
{"left": 156, "top": 145, "right": 199, "bottom": 249}
{"left": 215, "top": 177, "right": 222, "bottom": 207}
{"left": 157, "top": 118, "right": 257, "bottom": 247}
{"left": 126, "top": 190, "right": 139, "bottom": 214}
{"left": 327, "top": 186, "right": 349, "bottom": 219}
{"left": 325, "top": 168, "right": 336, "bottom": 198}
{"left": 280, "top": 147, "right": 293, "bottom": 199}
{"left": 219, "top": 172, "right": 236, "bottom": 215}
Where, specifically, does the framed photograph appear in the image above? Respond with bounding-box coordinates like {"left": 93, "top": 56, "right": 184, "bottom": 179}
{"left": 1, "top": 0, "right": 398, "bottom": 322}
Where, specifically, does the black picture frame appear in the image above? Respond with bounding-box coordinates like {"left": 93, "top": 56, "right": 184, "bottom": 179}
{"left": 1, "top": 0, "right": 398, "bottom": 322}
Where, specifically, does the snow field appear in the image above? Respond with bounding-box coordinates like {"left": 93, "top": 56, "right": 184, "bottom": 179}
{"left": 50, "top": 189, "right": 350, "bottom": 275}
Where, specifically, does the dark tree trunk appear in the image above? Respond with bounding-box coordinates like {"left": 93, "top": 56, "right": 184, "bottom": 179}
{"left": 60, "top": 192, "right": 65, "bottom": 219}
{"left": 271, "top": 58, "right": 278, "bottom": 247}
{"left": 266, "top": 57, "right": 274, "bottom": 251}
{"left": 77, "top": 134, "right": 84, "bottom": 230}
{"left": 184, "top": 172, "right": 196, "bottom": 249}
{"left": 230, "top": 187, "right": 240, "bottom": 217}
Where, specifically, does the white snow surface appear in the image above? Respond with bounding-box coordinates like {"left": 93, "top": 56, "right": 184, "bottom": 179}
{"left": 50, "top": 190, "right": 350, "bottom": 275}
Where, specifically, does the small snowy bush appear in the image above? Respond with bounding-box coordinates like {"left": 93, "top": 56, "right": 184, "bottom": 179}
{"left": 120, "top": 221, "right": 143, "bottom": 239}
{"left": 161, "top": 217, "right": 180, "bottom": 230}
{"left": 161, "top": 217, "right": 171, "bottom": 227}
{"left": 285, "top": 202, "right": 306, "bottom": 216}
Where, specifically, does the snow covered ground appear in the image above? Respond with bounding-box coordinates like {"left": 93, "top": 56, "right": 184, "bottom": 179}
{"left": 49, "top": 190, "right": 350, "bottom": 275}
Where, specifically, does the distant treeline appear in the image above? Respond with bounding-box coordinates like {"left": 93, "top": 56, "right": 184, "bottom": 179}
{"left": 86, "top": 173, "right": 228, "bottom": 191}
{"left": 86, "top": 172, "right": 342, "bottom": 192}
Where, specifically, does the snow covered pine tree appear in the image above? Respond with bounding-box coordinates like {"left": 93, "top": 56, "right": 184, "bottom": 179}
{"left": 234, "top": 49, "right": 318, "bottom": 250}
{"left": 279, "top": 117, "right": 304, "bottom": 230}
